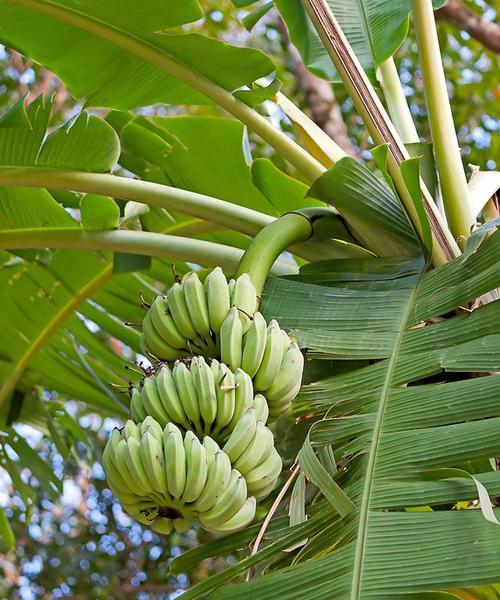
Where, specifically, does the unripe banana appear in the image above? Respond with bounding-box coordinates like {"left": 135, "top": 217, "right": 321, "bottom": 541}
{"left": 141, "top": 376, "right": 170, "bottom": 425}
{"left": 183, "top": 272, "right": 211, "bottom": 338}
{"left": 207, "top": 496, "right": 256, "bottom": 534}
{"left": 114, "top": 438, "right": 144, "bottom": 496}
{"left": 166, "top": 282, "right": 198, "bottom": 341}
{"left": 130, "top": 388, "right": 147, "bottom": 422}
{"left": 212, "top": 361, "right": 236, "bottom": 434}
{"left": 151, "top": 518, "right": 174, "bottom": 534}
{"left": 202, "top": 435, "right": 220, "bottom": 462}
{"left": 265, "top": 342, "right": 304, "bottom": 402}
{"left": 191, "top": 356, "right": 217, "bottom": 432}
{"left": 173, "top": 518, "right": 192, "bottom": 533}
{"left": 172, "top": 361, "right": 202, "bottom": 434}
{"left": 245, "top": 449, "right": 283, "bottom": 497}
{"left": 140, "top": 415, "right": 164, "bottom": 445}
{"left": 124, "top": 436, "right": 154, "bottom": 496}
{"left": 140, "top": 431, "right": 169, "bottom": 497}
{"left": 149, "top": 295, "right": 186, "bottom": 349}
{"left": 205, "top": 267, "right": 230, "bottom": 334}
{"left": 223, "top": 408, "right": 258, "bottom": 463}
{"left": 268, "top": 379, "right": 302, "bottom": 420}
{"left": 252, "top": 393, "right": 269, "bottom": 424}
{"left": 182, "top": 431, "right": 208, "bottom": 503}
{"left": 233, "top": 421, "right": 275, "bottom": 475}
{"left": 224, "top": 368, "right": 254, "bottom": 435}
{"left": 194, "top": 448, "right": 232, "bottom": 512}
{"left": 123, "top": 419, "right": 141, "bottom": 441}
{"left": 241, "top": 312, "right": 268, "bottom": 377}
{"left": 199, "top": 470, "right": 247, "bottom": 529}
{"left": 250, "top": 475, "right": 279, "bottom": 501}
{"left": 163, "top": 423, "right": 186, "bottom": 499}
{"left": 220, "top": 307, "right": 243, "bottom": 371}
{"left": 156, "top": 366, "right": 190, "bottom": 430}
{"left": 254, "top": 319, "right": 285, "bottom": 391}
{"left": 231, "top": 273, "right": 258, "bottom": 333}
{"left": 141, "top": 311, "right": 180, "bottom": 361}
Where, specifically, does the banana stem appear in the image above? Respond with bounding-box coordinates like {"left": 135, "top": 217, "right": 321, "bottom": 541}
{"left": 376, "top": 58, "right": 419, "bottom": 144}
{"left": 0, "top": 228, "right": 297, "bottom": 275}
{"left": 412, "top": 0, "right": 474, "bottom": 245}
{"left": 235, "top": 209, "right": 330, "bottom": 296}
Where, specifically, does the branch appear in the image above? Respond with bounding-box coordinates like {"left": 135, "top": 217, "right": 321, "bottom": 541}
{"left": 436, "top": 0, "right": 500, "bottom": 54}
{"left": 0, "top": 228, "right": 296, "bottom": 275}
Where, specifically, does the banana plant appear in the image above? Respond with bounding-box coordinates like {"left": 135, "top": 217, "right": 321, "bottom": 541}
{"left": 0, "top": 0, "right": 499, "bottom": 598}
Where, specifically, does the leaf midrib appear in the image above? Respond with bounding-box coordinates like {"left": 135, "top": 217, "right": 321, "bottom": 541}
{"left": 350, "top": 277, "right": 421, "bottom": 600}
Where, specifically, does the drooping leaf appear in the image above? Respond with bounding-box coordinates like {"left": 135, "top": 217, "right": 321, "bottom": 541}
{"left": 80, "top": 194, "right": 120, "bottom": 230}
{"left": 206, "top": 229, "right": 500, "bottom": 598}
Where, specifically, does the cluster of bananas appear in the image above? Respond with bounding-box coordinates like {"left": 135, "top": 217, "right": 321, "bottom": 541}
{"left": 102, "top": 416, "right": 281, "bottom": 534}
{"left": 130, "top": 359, "right": 269, "bottom": 441}
{"left": 141, "top": 268, "right": 304, "bottom": 419}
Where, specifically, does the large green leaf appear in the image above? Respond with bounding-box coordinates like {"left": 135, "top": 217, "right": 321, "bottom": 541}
{"left": 274, "top": 0, "right": 444, "bottom": 81}
{"left": 189, "top": 230, "right": 500, "bottom": 598}
{"left": 0, "top": 0, "right": 275, "bottom": 110}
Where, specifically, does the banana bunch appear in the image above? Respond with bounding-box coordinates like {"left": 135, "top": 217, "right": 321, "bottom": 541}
{"left": 102, "top": 417, "right": 257, "bottom": 535}
{"left": 141, "top": 268, "right": 257, "bottom": 361}
{"left": 141, "top": 267, "right": 304, "bottom": 418}
{"left": 130, "top": 358, "right": 269, "bottom": 442}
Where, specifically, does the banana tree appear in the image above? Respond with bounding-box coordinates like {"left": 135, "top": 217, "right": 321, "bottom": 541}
{"left": 0, "top": 0, "right": 499, "bottom": 598}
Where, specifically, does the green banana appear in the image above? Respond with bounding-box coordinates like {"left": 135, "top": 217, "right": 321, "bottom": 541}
{"left": 140, "top": 415, "right": 164, "bottom": 445}
{"left": 212, "top": 362, "right": 236, "bottom": 434}
{"left": 233, "top": 421, "right": 275, "bottom": 475}
{"left": 166, "top": 282, "right": 198, "bottom": 341}
{"left": 265, "top": 342, "right": 304, "bottom": 402}
{"left": 141, "top": 376, "right": 170, "bottom": 426}
{"left": 268, "top": 379, "right": 302, "bottom": 420}
{"left": 252, "top": 393, "right": 269, "bottom": 424}
{"left": 206, "top": 496, "right": 256, "bottom": 534}
{"left": 149, "top": 295, "right": 186, "bottom": 349}
{"left": 194, "top": 447, "right": 232, "bottom": 512}
{"left": 205, "top": 267, "right": 230, "bottom": 334}
{"left": 182, "top": 430, "right": 208, "bottom": 503}
{"left": 172, "top": 361, "right": 202, "bottom": 434}
{"left": 130, "top": 388, "right": 147, "bottom": 422}
{"left": 223, "top": 408, "right": 258, "bottom": 463}
{"left": 199, "top": 470, "right": 247, "bottom": 529}
{"left": 254, "top": 319, "right": 285, "bottom": 392}
{"left": 114, "top": 438, "right": 144, "bottom": 497}
{"left": 123, "top": 419, "right": 140, "bottom": 441}
{"left": 173, "top": 518, "right": 192, "bottom": 533}
{"left": 156, "top": 366, "right": 190, "bottom": 430}
{"left": 224, "top": 368, "right": 254, "bottom": 435}
{"left": 241, "top": 311, "right": 268, "bottom": 377}
{"left": 191, "top": 356, "right": 217, "bottom": 432}
{"left": 140, "top": 431, "right": 169, "bottom": 497}
{"left": 202, "top": 435, "right": 220, "bottom": 463}
{"left": 245, "top": 449, "right": 283, "bottom": 498}
{"left": 183, "top": 272, "right": 211, "bottom": 338}
{"left": 220, "top": 307, "right": 243, "bottom": 371}
{"left": 141, "top": 311, "right": 180, "bottom": 361}
{"left": 151, "top": 518, "right": 174, "bottom": 534}
{"left": 124, "top": 436, "right": 154, "bottom": 496}
{"left": 163, "top": 423, "right": 186, "bottom": 499}
{"left": 231, "top": 273, "right": 258, "bottom": 333}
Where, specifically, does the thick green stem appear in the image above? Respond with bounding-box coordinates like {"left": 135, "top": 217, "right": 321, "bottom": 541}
{"left": 376, "top": 58, "right": 419, "bottom": 144}
{"left": 0, "top": 228, "right": 296, "bottom": 275}
{"left": 235, "top": 209, "right": 330, "bottom": 296}
{"left": 12, "top": 0, "right": 324, "bottom": 184}
{"left": 0, "top": 167, "right": 341, "bottom": 262}
{"left": 412, "top": 0, "right": 474, "bottom": 245}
